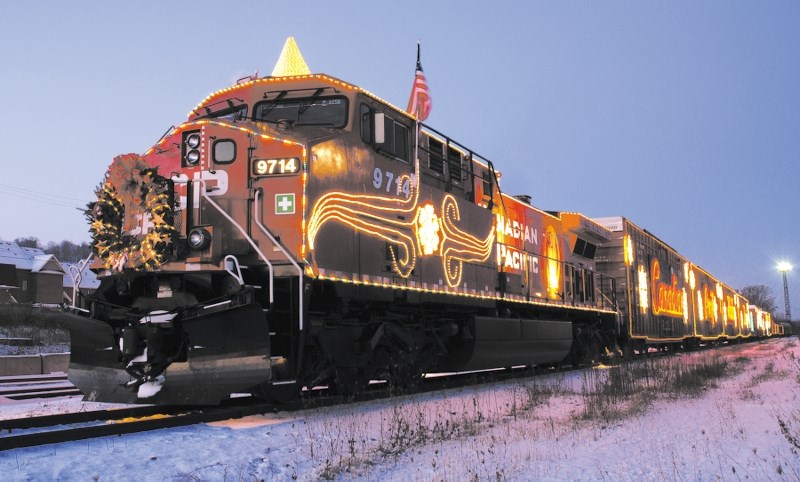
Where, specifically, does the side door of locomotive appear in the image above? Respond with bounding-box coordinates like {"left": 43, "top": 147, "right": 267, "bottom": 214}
{"left": 362, "top": 104, "right": 417, "bottom": 289}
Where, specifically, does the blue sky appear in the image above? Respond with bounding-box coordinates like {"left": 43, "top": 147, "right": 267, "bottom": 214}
{"left": 0, "top": 1, "right": 797, "bottom": 309}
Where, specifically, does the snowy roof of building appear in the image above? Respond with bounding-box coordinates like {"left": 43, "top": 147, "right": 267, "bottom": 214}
{"left": 0, "top": 240, "right": 64, "bottom": 274}
{"left": 31, "top": 254, "right": 64, "bottom": 274}
{"left": 0, "top": 240, "right": 45, "bottom": 270}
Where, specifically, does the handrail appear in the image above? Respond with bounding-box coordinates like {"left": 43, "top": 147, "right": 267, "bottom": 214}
{"left": 194, "top": 179, "right": 274, "bottom": 305}
{"left": 253, "top": 188, "right": 304, "bottom": 331}
{"left": 596, "top": 274, "right": 617, "bottom": 311}
{"left": 224, "top": 255, "right": 244, "bottom": 286}
{"left": 68, "top": 254, "right": 93, "bottom": 311}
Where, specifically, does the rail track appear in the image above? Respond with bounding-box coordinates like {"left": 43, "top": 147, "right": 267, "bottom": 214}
{"left": 0, "top": 363, "right": 571, "bottom": 452}
{"left": 0, "top": 337, "right": 771, "bottom": 452}
{"left": 0, "top": 373, "right": 81, "bottom": 400}
{"left": 0, "top": 400, "right": 292, "bottom": 452}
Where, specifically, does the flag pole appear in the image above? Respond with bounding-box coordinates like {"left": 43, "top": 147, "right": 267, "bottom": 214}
{"left": 413, "top": 40, "right": 421, "bottom": 192}
{"left": 414, "top": 39, "right": 422, "bottom": 193}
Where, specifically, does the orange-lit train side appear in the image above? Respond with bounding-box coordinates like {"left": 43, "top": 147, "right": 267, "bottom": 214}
{"left": 594, "top": 217, "right": 759, "bottom": 352}
{"left": 748, "top": 305, "right": 784, "bottom": 337}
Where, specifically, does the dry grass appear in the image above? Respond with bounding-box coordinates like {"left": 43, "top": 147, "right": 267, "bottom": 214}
{"left": 302, "top": 350, "right": 753, "bottom": 478}
{"left": 0, "top": 305, "right": 71, "bottom": 349}
{"left": 777, "top": 348, "right": 800, "bottom": 458}
{"left": 578, "top": 353, "right": 732, "bottom": 421}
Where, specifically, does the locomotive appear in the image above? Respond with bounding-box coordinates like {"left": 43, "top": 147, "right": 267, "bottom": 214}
{"left": 66, "top": 39, "right": 773, "bottom": 405}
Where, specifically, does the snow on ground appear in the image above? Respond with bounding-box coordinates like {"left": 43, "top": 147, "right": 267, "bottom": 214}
{"left": 1, "top": 337, "right": 799, "bottom": 481}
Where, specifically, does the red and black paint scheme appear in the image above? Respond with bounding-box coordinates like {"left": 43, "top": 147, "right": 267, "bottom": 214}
{"left": 65, "top": 41, "right": 776, "bottom": 405}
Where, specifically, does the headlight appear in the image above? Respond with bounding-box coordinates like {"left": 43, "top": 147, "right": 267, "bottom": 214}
{"left": 186, "top": 150, "right": 200, "bottom": 165}
{"left": 186, "top": 133, "right": 201, "bottom": 149}
{"left": 188, "top": 228, "right": 211, "bottom": 250}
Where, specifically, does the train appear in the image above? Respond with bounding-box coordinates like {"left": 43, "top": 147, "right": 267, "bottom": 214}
{"left": 65, "top": 38, "right": 780, "bottom": 405}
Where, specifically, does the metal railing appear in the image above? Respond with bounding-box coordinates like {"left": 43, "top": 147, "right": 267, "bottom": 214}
{"left": 194, "top": 178, "right": 275, "bottom": 305}
{"left": 253, "top": 189, "right": 305, "bottom": 332}
{"left": 67, "top": 254, "right": 93, "bottom": 313}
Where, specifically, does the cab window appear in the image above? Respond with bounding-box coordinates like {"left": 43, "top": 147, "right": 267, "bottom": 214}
{"left": 381, "top": 115, "right": 409, "bottom": 162}
{"left": 254, "top": 96, "right": 348, "bottom": 127}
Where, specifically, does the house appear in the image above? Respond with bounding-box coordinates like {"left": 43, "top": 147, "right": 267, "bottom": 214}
{"left": 0, "top": 240, "right": 66, "bottom": 305}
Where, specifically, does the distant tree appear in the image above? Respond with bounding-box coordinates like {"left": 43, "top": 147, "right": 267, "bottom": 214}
{"left": 44, "top": 240, "right": 92, "bottom": 263}
{"left": 738, "top": 284, "right": 777, "bottom": 314}
{"left": 14, "top": 236, "right": 43, "bottom": 249}
{"left": 10, "top": 236, "right": 91, "bottom": 262}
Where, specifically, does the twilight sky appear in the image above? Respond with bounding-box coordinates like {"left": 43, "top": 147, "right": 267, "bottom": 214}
{"left": 0, "top": 1, "right": 797, "bottom": 310}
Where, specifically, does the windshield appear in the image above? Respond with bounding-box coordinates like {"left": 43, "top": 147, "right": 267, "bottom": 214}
{"left": 254, "top": 96, "right": 348, "bottom": 127}
{"left": 210, "top": 105, "right": 247, "bottom": 122}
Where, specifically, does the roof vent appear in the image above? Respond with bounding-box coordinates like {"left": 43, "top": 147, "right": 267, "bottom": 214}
{"left": 514, "top": 194, "right": 532, "bottom": 204}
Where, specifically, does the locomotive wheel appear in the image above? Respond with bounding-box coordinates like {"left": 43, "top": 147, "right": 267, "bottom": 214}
{"left": 569, "top": 332, "right": 601, "bottom": 366}
{"left": 621, "top": 341, "right": 635, "bottom": 360}
{"left": 251, "top": 381, "right": 301, "bottom": 406}
{"left": 371, "top": 346, "right": 421, "bottom": 393}
{"left": 585, "top": 338, "right": 601, "bottom": 364}
{"left": 388, "top": 351, "right": 421, "bottom": 392}
{"left": 333, "top": 367, "right": 369, "bottom": 397}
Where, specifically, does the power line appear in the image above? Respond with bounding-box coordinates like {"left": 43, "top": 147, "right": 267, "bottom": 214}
{"left": 0, "top": 182, "right": 87, "bottom": 202}
{"left": 0, "top": 184, "right": 88, "bottom": 210}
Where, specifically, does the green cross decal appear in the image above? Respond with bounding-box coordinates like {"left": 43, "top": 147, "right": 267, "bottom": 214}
{"left": 275, "top": 193, "right": 295, "bottom": 215}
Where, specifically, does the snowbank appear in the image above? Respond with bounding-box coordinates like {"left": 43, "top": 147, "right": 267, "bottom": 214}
{"left": 1, "top": 337, "right": 798, "bottom": 480}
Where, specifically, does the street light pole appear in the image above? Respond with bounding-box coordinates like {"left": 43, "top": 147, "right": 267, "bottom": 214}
{"left": 777, "top": 262, "right": 792, "bottom": 321}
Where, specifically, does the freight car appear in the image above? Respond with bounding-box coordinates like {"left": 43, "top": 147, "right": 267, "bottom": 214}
{"left": 594, "top": 217, "right": 758, "bottom": 353}
{"left": 748, "top": 305, "right": 785, "bottom": 337}
{"left": 66, "top": 39, "right": 770, "bottom": 405}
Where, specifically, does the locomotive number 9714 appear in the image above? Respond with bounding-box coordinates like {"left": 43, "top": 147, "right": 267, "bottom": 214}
{"left": 253, "top": 157, "right": 300, "bottom": 176}
{"left": 373, "top": 167, "right": 412, "bottom": 197}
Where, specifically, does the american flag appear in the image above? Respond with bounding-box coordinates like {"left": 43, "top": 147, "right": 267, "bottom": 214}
{"left": 406, "top": 43, "right": 431, "bottom": 121}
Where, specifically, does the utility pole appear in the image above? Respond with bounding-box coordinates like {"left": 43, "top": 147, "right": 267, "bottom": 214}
{"left": 777, "top": 262, "right": 792, "bottom": 321}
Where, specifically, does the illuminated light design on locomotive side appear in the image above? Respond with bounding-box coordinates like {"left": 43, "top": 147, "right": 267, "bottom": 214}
{"left": 493, "top": 202, "right": 565, "bottom": 302}
{"left": 415, "top": 203, "right": 440, "bottom": 255}
{"left": 307, "top": 172, "right": 420, "bottom": 277}
{"left": 438, "top": 195, "right": 495, "bottom": 287}
{"left": 306, "top": 172, "right": 495, "bottom": 287}
{"left": 543, "top": 225, "right": 562, "bottom": 299}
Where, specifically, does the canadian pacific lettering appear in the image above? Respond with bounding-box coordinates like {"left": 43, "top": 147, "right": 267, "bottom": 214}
{"left": 495, "top": 214, "right": 538, "bottom": 246}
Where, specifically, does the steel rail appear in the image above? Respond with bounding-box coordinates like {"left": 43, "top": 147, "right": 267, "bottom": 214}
{"left": 0, "top": 336, "right": 777, "bottom": 452}
{"left": 0, "top": 406, "right": 185, "bottom": 432}
{"left": 0, "top": 402, "right": 277, "bottom": 452}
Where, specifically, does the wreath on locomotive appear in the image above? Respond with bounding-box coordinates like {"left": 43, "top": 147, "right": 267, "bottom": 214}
{"left": 85, "top": 154, "right": 178, "bottom": 271}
